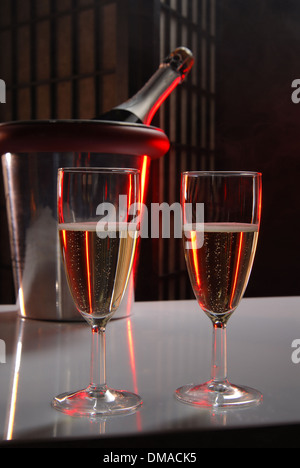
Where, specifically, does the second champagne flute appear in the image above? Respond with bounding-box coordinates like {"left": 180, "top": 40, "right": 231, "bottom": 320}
{"left": 176, "top": 171, "right": 262, "bottom": 408}
{"left": 52, "top": 167, "right": 142, "bottom": 416}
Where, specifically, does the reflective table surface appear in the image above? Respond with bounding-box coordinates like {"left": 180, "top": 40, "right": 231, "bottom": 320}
{"left": 0, "top": 296, "right": 300, "bottom": 448}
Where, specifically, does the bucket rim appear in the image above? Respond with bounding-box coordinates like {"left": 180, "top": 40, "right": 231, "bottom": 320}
{"left": 0, "top": 119, "right": 170, "bottom": 159}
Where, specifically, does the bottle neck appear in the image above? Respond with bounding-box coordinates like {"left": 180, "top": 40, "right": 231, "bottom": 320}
{"left": 99, "top": 47, "right": 194, "bottom": 125}
{"left": 114, "top": 66, "right": 182, "bottom": 125}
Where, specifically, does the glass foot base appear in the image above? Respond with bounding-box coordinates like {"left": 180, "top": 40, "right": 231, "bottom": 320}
{"left": 175, "top": 380, "right": 262, "bottom": 408}
{"left": 52, "top": 385, "right": 143, "bottom": 417}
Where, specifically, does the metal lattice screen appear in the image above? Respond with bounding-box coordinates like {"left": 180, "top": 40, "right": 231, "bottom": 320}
{"left": 0, "top": 0, "right": 129, "bottom": 303}
{"left": 0, "top": 0, "right": 216, "bottom": 303}
{"left": 0, "top": 0, "right": 127, "bottom": 122}
{"left": 152, "top": 0, "right": 216, "bottom": 300}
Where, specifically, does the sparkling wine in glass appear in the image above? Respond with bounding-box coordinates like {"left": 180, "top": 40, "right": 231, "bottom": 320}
{"left": 175, "top": 171, "right": 262, "bottom": 407}
{"left": 52, "top": 167, "right": 142, "bottom": 416}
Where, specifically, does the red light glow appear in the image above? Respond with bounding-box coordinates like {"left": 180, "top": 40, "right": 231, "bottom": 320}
{"left": 85, "top": 231, "right": 93, "bottom": 314}
{"left": 191, "top": 230, "right": 201, "bottom": 289}
{"left": 229, "top": 231, "right": 243, "bottom": 309}
{"left": 140, "top": 155, "right": 148, "bottom": 206}
{"left": 144, "top": 76, "right": 182, "bottom": 125}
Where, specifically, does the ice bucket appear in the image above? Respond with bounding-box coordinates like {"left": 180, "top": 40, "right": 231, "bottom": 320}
{"left": 0, "top": 120, "right": 169, "bottom": 321}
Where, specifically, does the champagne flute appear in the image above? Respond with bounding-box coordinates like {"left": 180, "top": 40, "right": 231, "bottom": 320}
{"left": 175, "top": 171, "right": 262, "bottom": 407}
{"left": 52, "top": 167, "right": 142, "bottom": 416}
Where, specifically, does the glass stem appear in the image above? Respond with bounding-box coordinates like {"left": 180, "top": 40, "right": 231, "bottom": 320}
{"left": 211, "top": 321, "right": 228, "bottom": 384}
{"left": 90, "top": 324, "right": 107, "bottom": 392}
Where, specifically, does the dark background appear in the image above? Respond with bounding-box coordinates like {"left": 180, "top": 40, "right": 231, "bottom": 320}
{"left": 0, "top": 0, "right": 299, "bottom": 304}
{"left": 215, "top": 0, "right": 300, "bottom": 298}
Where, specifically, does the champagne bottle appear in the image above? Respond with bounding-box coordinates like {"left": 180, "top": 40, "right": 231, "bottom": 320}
{"left": 100, "top": 47, "right": 194, "bottom": 125}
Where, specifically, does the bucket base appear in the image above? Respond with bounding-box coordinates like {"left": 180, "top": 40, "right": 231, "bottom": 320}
{"left": 16, "top": 273, "right": 135, "bottom": 322}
